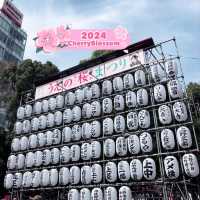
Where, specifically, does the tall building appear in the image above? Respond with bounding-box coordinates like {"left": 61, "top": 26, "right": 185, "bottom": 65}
{"left": 0, "top": 0, "right": 27, "bottom": 64}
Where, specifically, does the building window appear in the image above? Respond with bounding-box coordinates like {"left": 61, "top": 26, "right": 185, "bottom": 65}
{"left": 0, "top": 29, "right": 7, "bottom": 44}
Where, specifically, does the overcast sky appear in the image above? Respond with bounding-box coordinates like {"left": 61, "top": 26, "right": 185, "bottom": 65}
{"left": 14, "top": 0, "right": 200, "bottom": 83}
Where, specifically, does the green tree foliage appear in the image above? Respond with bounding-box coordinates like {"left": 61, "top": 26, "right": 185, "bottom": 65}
{"left": 79, "top": 50, "right": 113, "bottom": 64}
{"left": 187, "top": 82, "right": 200, "bottom": 102}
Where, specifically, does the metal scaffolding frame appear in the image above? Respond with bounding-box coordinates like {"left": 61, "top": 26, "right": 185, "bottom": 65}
{"left": 8, "top": 38, "right": 200, "bottom": 200}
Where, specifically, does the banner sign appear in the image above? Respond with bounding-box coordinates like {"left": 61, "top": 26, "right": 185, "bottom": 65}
{"left": 34, "top": 26, "right": 131, "bottom": 52}
{"left": 35, "top": 50, "right": 145, "bottom": 100}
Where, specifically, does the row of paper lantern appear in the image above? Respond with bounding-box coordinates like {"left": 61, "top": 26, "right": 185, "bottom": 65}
{"left": 15, "top": 99, "right": 188, "bottom": 136}
{"left": 16, "top": 77, "right": 183, "bottom": 123}
{"left": 16, "top": 60, "right": 179, "bottom": 120}
{"left": 8, "top": 127, "right": 194, "bottom": 170}
{"left": 5, "top": 153, "right": 198, "bottom": 189}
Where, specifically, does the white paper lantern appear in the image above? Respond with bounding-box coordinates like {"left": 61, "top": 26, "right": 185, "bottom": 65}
{"left": 51, "top": 148, "right": 60, "bottom": 164}
{"left": 52, "top": 129, "right": 61, "bottom": 145}
{"left": 164, "top": 156, "right": 180, "bottom": 179}
{"left": 83, "top": 86, "right": 92, "bottom": 101}
{"left": 68, "top": 189, "right": 80, "bottom": 200}
{"left": 135, "top": 70, "right": 146, "bottom": 86}
{"left": 173, "top": 102, "right": 188, "bottom": 122}
{"left": 176, "top": 126, "right": 192, "bottom": 148}
{"left": 4, "top": 174, "right": 13, "bottom": 189}
{"left": 72, "top": 106, "right": 82, "bottom": 122}
{"left": 41, "top": 169, "right": 50, "bottom": 186}
{"left": 72, "top": 125, "right": 82, "bottom": 141}
{"left": 46, "top": 113, "right": 55, "bottom": 127}
{"left": 154, "top": 84, "right": 167, "bottom": 103}
{"left": 48, "top": 97, "right": 56, "bottom": 111}
{"left": 119, "top": 186, "right": 132, "bottom": 200}
{"left": 113, "top": 77, "right": 123, "bottom": 92}
{"left": 59, "top": 167, "right": 70, "bottom": 185}
{"left": 103, "top": 118, "right": 113, "bottom": 135}
{"left": 137, "top": 88, "right": 148, "bottom": 106}
{"left": 29, "top": 134, "right": 37, "bottom": 149}
{"left": 11, "top": 138, "right": 20, "bottom": 152}
{"left": 22, "top": 171, "right": 32, "bottom": 188}
{"left": 62, "top": 127, "right": 72, "bottom": 143}
{"left": 127, "top": 112, "right": 138, "bottom": 130}
{"left": 56, "top": 94, "right": 64, "bottom": 108}
{"left": 50, "top": 168, "right": 58, "bottom": 186}
{"left": 31, "top": 117, "right": 39, "bottom": 132}
{"left": 65, "top": 91, "right": 75, "bottom": 106}
{"left": 104, "top": 139, "right": 115, "bottom": 158}
{"left": 13, "top": 173, "right": 22, "bottom": 188}
{"left": 127, "top": 135, "right": 140, "bottom": 154}
{"left": 91, "top": 83, "right": 100, "bottom": 98}
{"left": 126, "top": 91, "right": 137, "bottom": 108}
{"left": 91, "top": 101, "right": 101, "bottom": 117}
{"left": 116, "top": 137, "right": 127, "bottom": 156}
{"left": 46, "top": 131, "right": 53, "bottom": 146}
{"left": 168, "top": 79, "right": 183, "bottom": 99}
{"left": 114, "top": 95, "right": 125, "bottom": 111}
{"left": 54, "top": 111, "right": 63, "bottom": 126}
{"left": 60, "top": 146, "right": 70, "bottom": 163}
{"left": 105, "top": 187, "right": 117, "bottom": 200}
{"left": 182, "top": 153, "right": 199, "bottom": 177}
{"left": 75, "top": 88, "right": 84, "bottom": 103}
{"left": 42, "top": 99, "right": 49, "bottom": 113}
{"left": 17, "top": 106, "right": 25, "bottom": 120}
{"left": 81, "top": 166, "right": 91, "bottom": 184}
{"left": 91, "top": 164, "right": 102, "bottom": 183}
{"left": 20, "top": 136, "right": 29, "bottom": 151}
{"left": 91, "top": 141, "right": 101, "bottom": 159}
{"left": 150, "top": 65, "right": 166, "bottom": 82}
{"left": 158, "top": 105, "right": 172, "bottom": 125}
{"left": 15, "top": 121, "right": 23, "bottom": 135}
{"left": 102, "top": 80, "right": 113, "bottom": 95}
{"left": 130, "top": 159, "right": 143, "bottom": 180}
{"left": 80, "top": 188, "right": 91, "bottom": 200}
{"left": 70, "top": 145, "right": 80, "bottom": 162}
{"left": 25, "top": 152, "right": 35, "bottom": 168}
{"left": 34, "top": 151, "right": 43, "bottom": 167}
{"left": 42, "top": 149, "right": 51, "bottom": 166}
{"left": 102, "top": 98, "right": 113, "bottom": 114}
{"left": 7, "top": 155, "right": 16, "bottom": 170}
{"left": 16, "top": 154, "right": 25, "bottom": 169}
{"left": 118, "top": 160, "right": 130, "bottom": 181}
{"left": 91, "top": 188, "right": 103, "bottom": 200}
{"left": 63, "top": 108, "right": 72, "bottom": 124}
{"left": 70, "top": 166, "right": 80, "bottom": 185}
{"left": 123, "top": 73, "right": 134, "bottom": 89}
{"left": 81, "top": 143, "right": 91, "bottom": 160}
{"left": 166, "top": 60, "right": 178, "bottom": 78}
{"left": 143, "top": 158, "right": 156, "bottom": 180}
{"left": 105, "top": 162, "right": 117, "bottom": 182}
{"left": 161, "top": 129, "right": 175, "bottom": 150}
{"left": 82, "top": 103, "right": 92, "bottom": 119}
{"left": 138, "top": 110, "right": 151, "bottom": 129}
{"left": 114, "top": 115, "right": 125, "bottom": 133}
{"left": 90, "top": 120, "right": 101, "bottom": 138}
{"left": 22, "top": 119, "right": 31, "bottom": 133}
{"left": 32, "top": 171, "right": 41, "bottom": 188}
{"left": 38, "top": 115, "right": 47, "bottom": 130}
{"left": 37, "top": 132, "right": 46, "bottom": 147}
{"left": 24, "top": 105, "right": 32, "bottom": 118}
{"left": 140, "top": 132, "right": 153, "bottom": 153}
{"left": 33, "top": 101, "right": 42, "bottom": 115}
{"left": 82, "top": 122, "right": 91, "bottom": 139}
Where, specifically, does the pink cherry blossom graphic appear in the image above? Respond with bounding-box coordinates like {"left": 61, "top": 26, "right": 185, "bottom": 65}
{"left": 56, "top": 26, "right": 71, "bottom": 45}
{"left": 36, "top": 29, "right": 58, "bottom": 53}
{"left": 114, "top": 26, "right": 128, "bottom": 41}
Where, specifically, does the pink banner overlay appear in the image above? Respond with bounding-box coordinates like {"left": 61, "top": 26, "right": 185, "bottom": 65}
{"left": 34, "top": 26, "right": 131, "bottom": 53}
